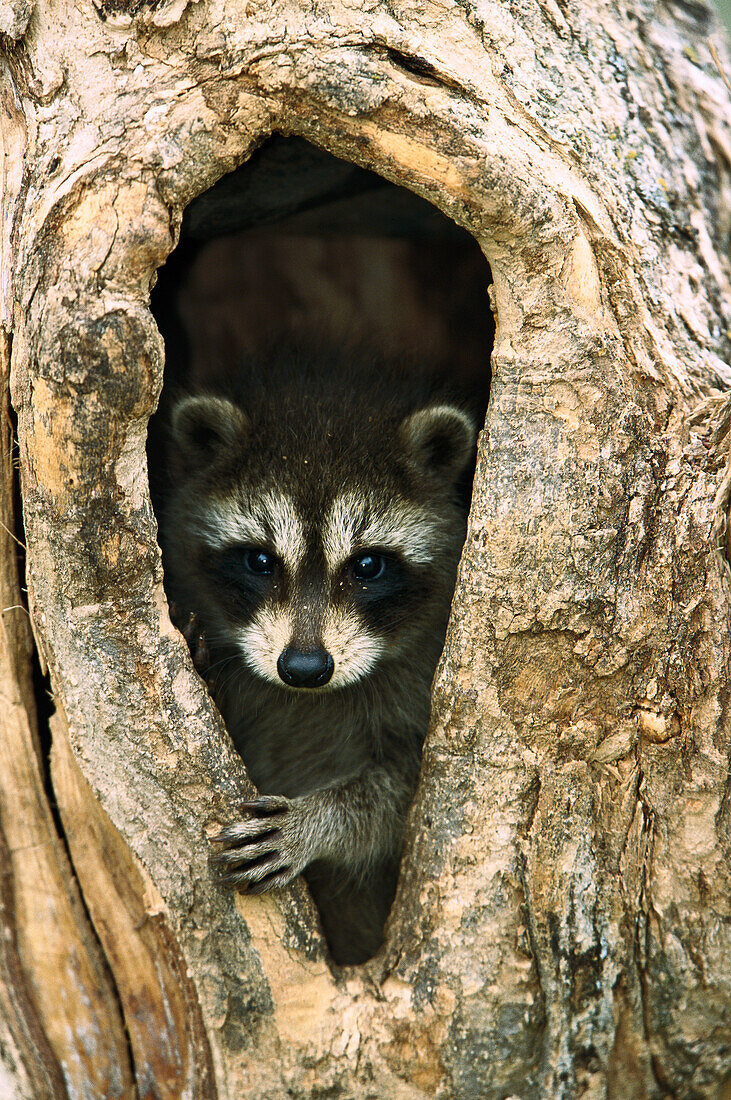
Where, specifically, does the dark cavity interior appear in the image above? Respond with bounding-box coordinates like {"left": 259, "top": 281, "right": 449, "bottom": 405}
{"left": 148, "top": 135, "right": 493, "bottom": 964}
{"left": 150, "top": 135, "right": 492, "bottom": 405}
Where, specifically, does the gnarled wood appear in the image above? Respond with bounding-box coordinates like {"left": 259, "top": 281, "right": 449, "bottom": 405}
{"left": 0, "top": 0, "right": 730, "bottom": 1097}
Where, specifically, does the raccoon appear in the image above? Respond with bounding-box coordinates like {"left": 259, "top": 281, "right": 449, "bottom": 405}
{"left": 160, "top": 347, "right": 476, "bottom": 964}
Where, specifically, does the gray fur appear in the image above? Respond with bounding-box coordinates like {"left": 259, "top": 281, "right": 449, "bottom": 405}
{"left": 159, "top": 347, "right": 476, "bottom": 964}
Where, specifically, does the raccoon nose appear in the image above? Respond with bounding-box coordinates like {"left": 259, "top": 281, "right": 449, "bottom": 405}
{"left": 277, "top": 646, "right": 334, "bottom": 688}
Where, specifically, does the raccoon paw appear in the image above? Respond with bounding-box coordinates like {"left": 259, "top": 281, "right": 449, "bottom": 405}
{"left": 210, "top": 796, "right": 309, "bottom": 894}
{"left": 170, "top": 604, "right": 211, "bottom": 679}
{"left": 183, "top": 612, "right": 210, "bottom": 677}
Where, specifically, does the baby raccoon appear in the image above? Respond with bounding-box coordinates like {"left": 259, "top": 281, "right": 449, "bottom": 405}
{"left": 160, "top": 348, "right": 476, "bottom": 964}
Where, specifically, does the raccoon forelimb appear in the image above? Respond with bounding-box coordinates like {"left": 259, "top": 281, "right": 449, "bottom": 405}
{"left": 210, "top": 761, "right": 415, "bottom": 892}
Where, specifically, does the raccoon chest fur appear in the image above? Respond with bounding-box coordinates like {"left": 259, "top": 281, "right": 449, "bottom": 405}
{"left": 224, "top": 681, "right": 377, "bottom": 799}
{"left": 160, "top": 348, "right": 476, "bottom": 964}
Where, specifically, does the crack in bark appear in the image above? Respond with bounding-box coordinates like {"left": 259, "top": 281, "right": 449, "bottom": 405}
{"left": 633, "top": 770, "right": 671, "bottom": 1099}
{"left": 365, "top": 42, "right": 468, "bottom": 96}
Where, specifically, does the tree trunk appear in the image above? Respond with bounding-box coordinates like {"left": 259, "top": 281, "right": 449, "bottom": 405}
{"left": 1, "top": 0, "right": 730, "bottom": 1096}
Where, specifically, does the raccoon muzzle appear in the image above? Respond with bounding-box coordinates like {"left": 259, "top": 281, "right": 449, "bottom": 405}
{"left": 277, "top": 644, "right": 335, "bottom": 688}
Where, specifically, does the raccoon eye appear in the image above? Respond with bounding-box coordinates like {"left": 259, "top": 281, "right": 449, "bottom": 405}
{"left": 244, "top": 548, "right": 277, "bottom": 575}
{"left": 351, "top": 553, "right": 386, "bottom": 581}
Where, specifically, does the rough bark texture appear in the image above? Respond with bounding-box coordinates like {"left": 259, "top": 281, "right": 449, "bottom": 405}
{"left": 1, "top": 0, "right": 730, "bottom": 1097}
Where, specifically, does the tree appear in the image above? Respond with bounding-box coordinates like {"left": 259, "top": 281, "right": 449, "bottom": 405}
{"left": 1, "top": 0, "right": 730, "bottom": 1095}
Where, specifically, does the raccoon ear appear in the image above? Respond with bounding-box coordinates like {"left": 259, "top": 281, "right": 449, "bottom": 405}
{"left": 400, "top": 405, "right": 477, "bottom": 481}
{"left": 171, "top": 396, "right": 249, "bottom": 465}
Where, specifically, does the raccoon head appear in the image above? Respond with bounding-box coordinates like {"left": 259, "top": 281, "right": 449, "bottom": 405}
{"left": 166, "top": 389, "right": 476, "bottom": 692}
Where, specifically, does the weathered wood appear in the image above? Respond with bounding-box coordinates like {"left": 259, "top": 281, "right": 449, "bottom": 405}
{"left": 0, "top": 337, "right": 64, "bottom": 1100}
{"left": 0, "top": 334, "right": 134, "bottom": 1098}
{"left": 0, "top": 0, "right": 729, "bottom": 1097}
{"left": 51, "top": 708, "right": 217, "bottom": 1100}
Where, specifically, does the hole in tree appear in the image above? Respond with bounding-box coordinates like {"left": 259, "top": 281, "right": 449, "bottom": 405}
{"left": 149, "top": 135, "right": 493, "bottom": 965}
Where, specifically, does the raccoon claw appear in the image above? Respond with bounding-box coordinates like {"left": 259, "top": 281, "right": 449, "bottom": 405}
{"left": 238, "top": 796, "right": 289, "bottom": 818}
{"left": 246, "top": 870, "right": 293, "bottom": 895}
{"left": 210, "top": 796, "right": 307, "bottom": 893}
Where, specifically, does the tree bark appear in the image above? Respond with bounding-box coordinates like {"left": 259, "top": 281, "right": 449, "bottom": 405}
{"left": 1, "top": 0, "right": 730, "bottom": 1097}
